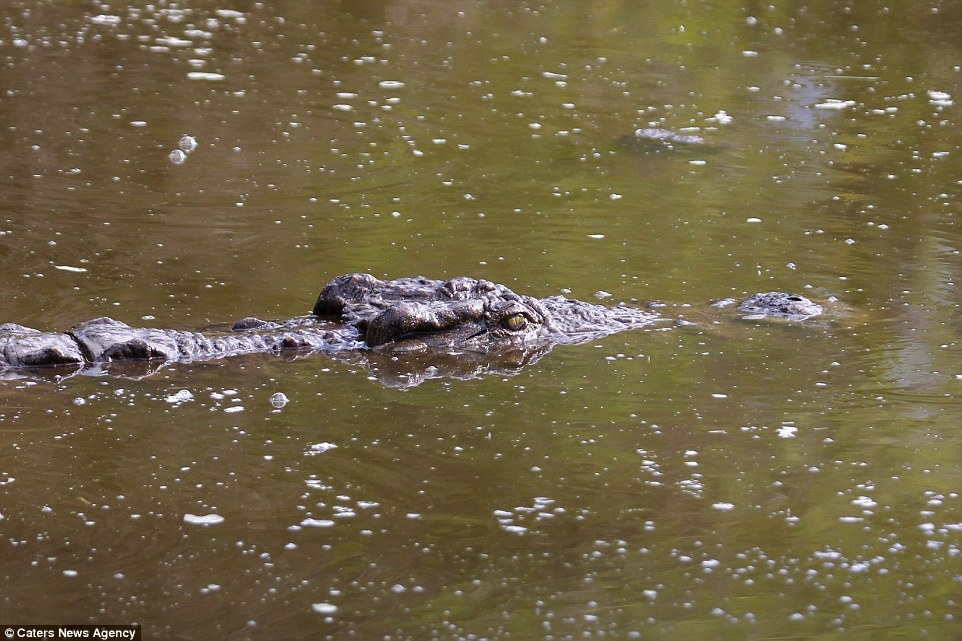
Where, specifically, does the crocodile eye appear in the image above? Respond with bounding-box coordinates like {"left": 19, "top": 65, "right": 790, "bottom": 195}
{"left": 501, "top": 313, "right": 528, "bottom": 331}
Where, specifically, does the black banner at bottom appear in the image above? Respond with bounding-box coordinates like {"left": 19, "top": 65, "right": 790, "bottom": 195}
{"left": 2, "top": 626, "right": 140, "bottom": 640}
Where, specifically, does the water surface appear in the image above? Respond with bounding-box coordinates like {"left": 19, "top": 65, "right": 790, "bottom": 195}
{"left": 2, "top": 1, "right": 962, "bottom": 639}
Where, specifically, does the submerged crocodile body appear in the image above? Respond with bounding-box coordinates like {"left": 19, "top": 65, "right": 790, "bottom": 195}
{"left": 0, "top": 273, "right": 822, "bottom": 386}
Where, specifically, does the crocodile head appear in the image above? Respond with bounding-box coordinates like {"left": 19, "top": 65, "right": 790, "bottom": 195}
{"left": 312, "top": 273, "right": 552, "bottom": 350}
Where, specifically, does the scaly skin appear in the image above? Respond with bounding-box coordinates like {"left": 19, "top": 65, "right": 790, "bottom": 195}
{"left": 0, "top": 273, "right": 822, "bottom": 383}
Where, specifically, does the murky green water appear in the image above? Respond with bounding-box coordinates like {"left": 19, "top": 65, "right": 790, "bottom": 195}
{"left": 3, "top": 1, "right": 962, "bottom": 639}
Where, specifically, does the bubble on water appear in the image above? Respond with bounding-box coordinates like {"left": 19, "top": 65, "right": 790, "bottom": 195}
{"left": 300, "top": 518, "right": 335, "bottom": 528}
{"left": 777, "top": 423, "right": 798, "bottom": 438}
{"left": 710, "top": 110, "right": 734, "bottom": 124}
{"left": 90, "top": 14, "right": 122, "bottom": 26}
{"left": 312, "top": 603, "right": 338, "bottom": 615}
{"left": 270, "top": 392, "right": 289, "bottom": 408}
{"left": 157, "top": 36, "right": 193, "bottom": 48}
{"left": 166, "top": 389, "right": 194, "bottom": 404}
{"left": 814, "top": 99, "right": 856, "bottom": 110}
{"left": 306, "top": 442, "right": 337, "bottom": 456}
{"left": 179, "top": 135, "right": 198, "bottom": 153}
{"left": 169, "top": 135, "right": 198, "bottom": 165}
{"left": 187, "top": 71, "right": 225, "bottom": 81}
{"left": 184, "top": 513, "right": 224, "bottom": 526}
{"left": 927, "top": 89, "right": 953, "bottom": 107}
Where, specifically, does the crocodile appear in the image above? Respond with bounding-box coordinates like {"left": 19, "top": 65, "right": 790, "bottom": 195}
{"left": 0, "top": 273, "right": 822, "bottom": 386}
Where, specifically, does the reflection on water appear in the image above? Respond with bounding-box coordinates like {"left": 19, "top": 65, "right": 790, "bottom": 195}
{"left": 3, "top": 0, "right": 962, "bottom": 639}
